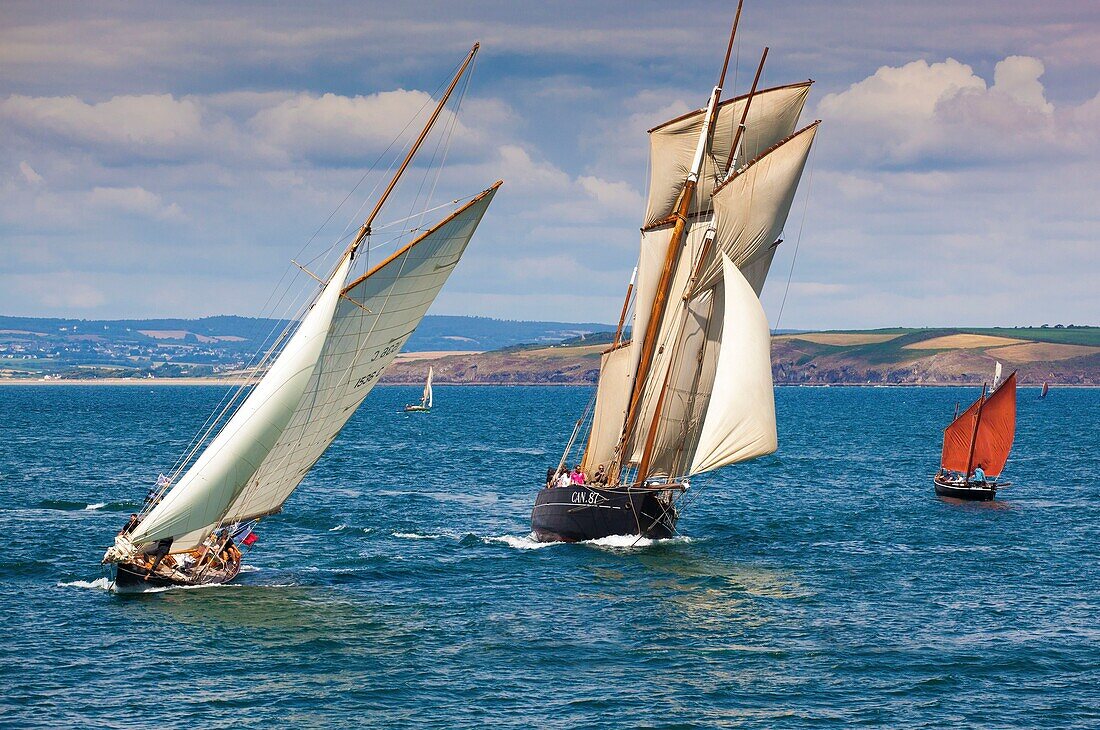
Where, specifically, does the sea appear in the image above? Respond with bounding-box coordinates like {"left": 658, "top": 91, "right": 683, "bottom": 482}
{"left": 0, "top": 384, "right": 1096, "bottom": 728}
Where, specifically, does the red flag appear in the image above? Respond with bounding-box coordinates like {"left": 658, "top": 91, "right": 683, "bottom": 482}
{"left": 242, "top": 532, "right": 259, "bottom": 546}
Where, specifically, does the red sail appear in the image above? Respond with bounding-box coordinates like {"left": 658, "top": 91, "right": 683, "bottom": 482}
{"left": 940, "top": 372, "right": 1017, "bottom": 476}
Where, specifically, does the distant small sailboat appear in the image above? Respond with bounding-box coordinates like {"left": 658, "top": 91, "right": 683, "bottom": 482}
{"left": 933, "top": 368, "right": 1017, "bottom": 501}
{"left": 405, "top": 367, "right": 434, "bottom": 412}
{"left": 1040, "top": 381, "right": 1050, "bottom": 399}
{"left": 102, "top": 45, "right": 500, "bottom": 589}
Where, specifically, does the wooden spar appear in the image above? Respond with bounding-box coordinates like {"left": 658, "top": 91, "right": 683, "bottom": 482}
{"left": 614, "top": 177, "right": 697, "bottom": 482}
{"left": 346, "top": 43, "right": 479, "bottom": 258}
{"left": 964, "top": 383, "right": 988, "bottom": 481}
{"left": 716, "top": 0, "right": 744, "bottom": 90}
{"left": 612, "top": 268, "right": 637, "bottom": 347}
{"left": 725, "top": 46, "right": 768, "bottom": 174}
{"left": 682, "top": 234, "right": 714, "bottom": 301}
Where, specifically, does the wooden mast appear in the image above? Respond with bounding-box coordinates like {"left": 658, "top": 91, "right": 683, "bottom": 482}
{"left": 724, "top": 46, "right": 768, "bottom": 174}
{"left": 613, "top": 14, "right": 740, "bottom": 485}
{"left": 612, "top": 268, "right": 638, "bottom": 347}
{"left": 964, "top": 383, "right": 988, "bottom": 482}
{"left": 346, "top": 43, "right": 479, "bottom": 259}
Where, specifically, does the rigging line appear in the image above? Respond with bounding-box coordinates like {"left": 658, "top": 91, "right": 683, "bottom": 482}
{"left": 772, "top": 140, "right": 817, "bottom": 334}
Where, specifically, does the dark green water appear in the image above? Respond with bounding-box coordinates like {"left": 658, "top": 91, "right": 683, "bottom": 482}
{"left": 0, "top": 384, "right": 1096, "bottom": 728}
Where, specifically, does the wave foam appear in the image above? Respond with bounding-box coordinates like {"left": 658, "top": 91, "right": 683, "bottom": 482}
{"left": 481, "top": 533, "right": 557, "bottom": 550}
{"left": 58, "top": 577, "right": 113, "bottom": 591}
{"left": 84, "top": 502, "right": 107, "bottom": 511}
{"left": 329, "top": 524, "right": 347, "bottom": 532}
{"left": 583, "top": 534, "right": 694, "bottom": 550}
{"left": 393, "top": 531, "right": 439, "bottom": 540}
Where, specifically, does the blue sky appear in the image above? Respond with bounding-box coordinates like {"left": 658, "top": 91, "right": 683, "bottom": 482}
{"left": 1, "top": 0, "right": 1097, "bottom": 328}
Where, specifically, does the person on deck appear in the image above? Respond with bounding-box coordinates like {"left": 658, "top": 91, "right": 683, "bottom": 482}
{"left": 592, "top": 464, "right": 607, "bottom": 485}
{"left": 119, "top": 513, "right": 140, "bottom": 537}
{"left": 971, "top": 464, "right": 986, "bottom": 484}
{"left": 570, "top": 464, "right": 586, "bottom": 486}
{"left": 546, "top": 467, "right": 556, "bottom": 488}
{"left": 556, "top": 469, "right": 572, "bottom": 489}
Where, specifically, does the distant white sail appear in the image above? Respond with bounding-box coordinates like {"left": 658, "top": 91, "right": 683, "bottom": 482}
{"left": 425, "top": 366, "right": 434, "bottom": 409}
{"left": 219, "top": 185, "right": 499, "bottom": 524}
{"left": 690, "top": 253, "right": 777, "bottom": 475}
{"left": 644, "top": 82, "right": 811, "bottom": 227}
{"left": 992, "top": 361, "right": 1003, "bottom": 390}
{"left": 121, "top": 254, "right": 353, "bottom": 553}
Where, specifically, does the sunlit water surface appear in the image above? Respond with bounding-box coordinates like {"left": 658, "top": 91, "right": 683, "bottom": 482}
{"left": 0, "top": 384, "right": 1096, "bottom": 728}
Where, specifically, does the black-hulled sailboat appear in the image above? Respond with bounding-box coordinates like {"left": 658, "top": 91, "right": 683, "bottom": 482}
{"left": 102, "top": 45, "right": 501, "bottom": 589}
{"left": 934, "top": 365, "right": 1017, "bottom": 501}
{"left": 531, "top": 4, "right": 819, "bottom": 542}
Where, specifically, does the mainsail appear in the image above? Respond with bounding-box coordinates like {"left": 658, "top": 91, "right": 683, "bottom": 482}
{"left": 941, "top": 371, "right": 1017, "bottom": 477}
{"left": 221, "top": 186, "right": 496, "bottom": 523}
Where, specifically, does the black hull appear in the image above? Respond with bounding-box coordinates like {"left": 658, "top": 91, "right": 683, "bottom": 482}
{"left": 113, "top": 554, "right": 242, "bottom": 592}
{"left": 530, "top": 484, "right": 678, "bottom": 543}
{"left": 933, "top": 475, "right": 996, "bottom": 501}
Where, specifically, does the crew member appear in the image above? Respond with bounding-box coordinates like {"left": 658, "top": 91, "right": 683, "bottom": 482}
{"left": 971, "top": 464, "right": 986, "bottom": 484}
{"left": 119, "top": 513, "right": 140, "bottom": 536}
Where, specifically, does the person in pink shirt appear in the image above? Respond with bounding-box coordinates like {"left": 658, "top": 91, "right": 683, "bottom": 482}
{"left": 570, "top": 464, "right": 586, "bottom": 485}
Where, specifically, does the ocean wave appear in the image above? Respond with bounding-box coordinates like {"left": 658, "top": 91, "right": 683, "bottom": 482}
{"left": 582, "top": 534, "right": 695, "bottom": 550}
{"left": 37, "top": 499, "right": 133, "bottom": 512}
{"left": 393, "top": 531, "right": 441, "bottom": 540}
{"left": 329, "top": 524, "right": 347, "bottom": 532}
{"left": 57, "top": 577, "right": 113, "bottom": 591}
{"left": 480, "top": 533, "right": 557, "bottom": 550}
{"left": 468, "top": 444, "right": 547, "bottom": 456}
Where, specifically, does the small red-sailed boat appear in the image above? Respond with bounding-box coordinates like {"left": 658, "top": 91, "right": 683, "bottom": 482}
{"left": 934, "top": 370, "right": 1017, "bottom": 501}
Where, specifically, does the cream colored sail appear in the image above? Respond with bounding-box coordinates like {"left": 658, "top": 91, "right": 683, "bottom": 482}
{"left": 644, "top": 82, "right": 811, "bottom": 227}
{"left": 582, "top": 342, "right": 635, "bottom": 472}
{"left": 697, "top": 122, "right": 819, "bottom": 293}
{"left": 219, "top": 184, "right": 499, "bottom": 523}
{"left": 115, "top": 254, "right": 353, "bottom": 554}
{"left": 690, "top": 253, "right": 777, "bottom": 474}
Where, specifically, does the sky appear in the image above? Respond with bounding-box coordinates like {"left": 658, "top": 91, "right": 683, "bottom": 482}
{"left": 1, "top": 0, "right": 1097, "bottom": 329}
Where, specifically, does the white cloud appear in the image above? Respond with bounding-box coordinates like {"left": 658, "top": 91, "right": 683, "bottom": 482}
{"left": 87, "top": 186, "right": 184, "bottom": 221}
{"left": 817, "top": 55, "right": 1098, "bottom": 166}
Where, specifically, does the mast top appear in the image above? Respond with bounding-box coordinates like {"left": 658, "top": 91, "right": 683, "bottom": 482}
{"left": 347, "top": 43, "right": 480, "bottom": 258}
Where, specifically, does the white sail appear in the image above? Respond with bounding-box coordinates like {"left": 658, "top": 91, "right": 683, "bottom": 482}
{"left": 219, "top": 184, "right": 499, "bottom": 523}
{"left": 644, "top": 82, "right": 811, "bottom": 227}
{"left": 582, "top": 342, "right": 635, "bottom": 472}
{"left": 690, "top": 253, "right": 777, "bottom": 475}
{"left": 424, "top": 366, "right": 434, "bottom": 408}
{"left": 993, "top": 361, "right": 1003, "bottom": 390}
{"left": 121, "top": 254, "right": 353, "bottom": 553}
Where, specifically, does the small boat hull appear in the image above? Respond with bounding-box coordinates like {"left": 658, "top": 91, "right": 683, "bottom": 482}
{"left": 112, "top": 552, "right": 242, "bottom": 592}
{"left": 933, "top": 475, "right": 996, "bottom": 501}
{"left": 404, "top": 406, "right": 430, "bottom": 412}
{"left": 530, "top": 484, "right": 678, "bottom": 543}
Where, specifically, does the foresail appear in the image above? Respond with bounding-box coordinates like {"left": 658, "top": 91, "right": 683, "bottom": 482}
{"left": 644, "top": 82, "right": 811, "bottom": 227}
{"left": 126, "top": 255, "right": 353, "bottom": 551}
{"left": 219, "top": 183, "right": 500, "bottom": 523}
{"left": 689, "top": 254, "right": 777, "bottom": 475}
